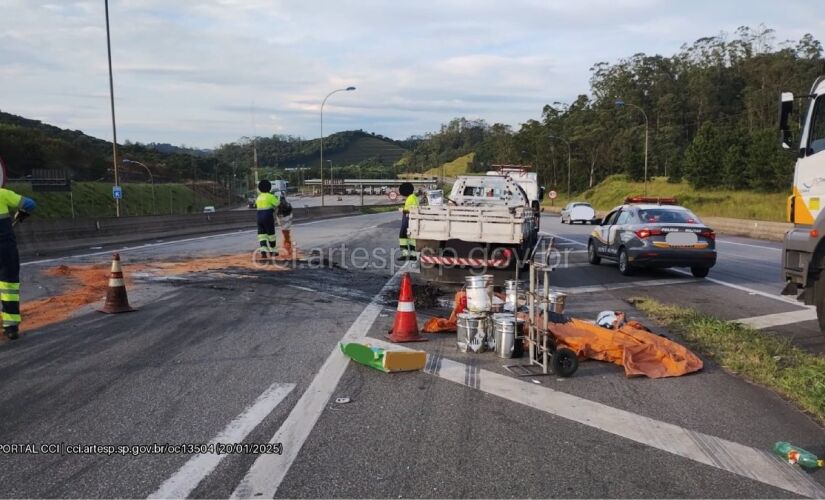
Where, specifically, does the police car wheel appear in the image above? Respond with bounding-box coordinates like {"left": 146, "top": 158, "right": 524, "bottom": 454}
{"left": 691, "top": 266, "right": 710, "bottom": 278}
{"left": 618, "top": 248, "right": 634, "bottom": 276}
{"left": 587, "top": 241, "right": 601, "bottom": 265}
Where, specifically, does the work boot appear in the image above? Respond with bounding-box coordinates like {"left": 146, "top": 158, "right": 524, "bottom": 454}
{"left": 3, "top": 325, "right": 19, "bottom": 340}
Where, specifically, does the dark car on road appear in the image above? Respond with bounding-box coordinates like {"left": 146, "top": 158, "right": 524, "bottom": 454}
{"left": 587, "top": 197, "right": 717, "bottom": 277}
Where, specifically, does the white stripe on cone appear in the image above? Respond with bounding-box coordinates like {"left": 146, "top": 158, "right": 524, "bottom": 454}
{"left": 109, "top": 278, "right": 125, "bottom": 287}
{"left": 397, "top": 301, "right": 415, "bottom": 312}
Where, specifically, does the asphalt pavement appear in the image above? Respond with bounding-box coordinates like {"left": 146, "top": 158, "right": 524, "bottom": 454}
{"left": 1, "top": 211, "right": 823, "bottom": 498}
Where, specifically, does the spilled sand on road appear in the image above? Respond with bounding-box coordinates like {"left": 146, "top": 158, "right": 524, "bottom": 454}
{"left": 15, "top": 253, "right": 290, "bottom": 336}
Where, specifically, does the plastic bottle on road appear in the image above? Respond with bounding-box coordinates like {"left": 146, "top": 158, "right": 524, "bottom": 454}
{"left": 773, "top": 441, "right": 824, "bottom": 469}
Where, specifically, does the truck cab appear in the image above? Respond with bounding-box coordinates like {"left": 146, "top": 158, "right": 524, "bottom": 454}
{"left": 780, "top": 76, "right": 825, "bottom": 329}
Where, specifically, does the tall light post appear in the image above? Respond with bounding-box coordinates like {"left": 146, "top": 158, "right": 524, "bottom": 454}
{"left": 122, "top": 159, "right": 155, "bottom": 214}
{"left": 104, "top": 0, "right": 120, "bottom": 217}
{"left": 548, "top": 135, "right": 572, "bottom": 199}
{"left": 615, "top": 98, "right": 649, "bottom": 195}
{"left": 320, "top": 86, "right": 356, "bottom": 206}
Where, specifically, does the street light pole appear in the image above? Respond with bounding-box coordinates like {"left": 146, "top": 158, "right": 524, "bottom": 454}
{"left": 123, "top": 159, "right": 155, "bottom": 214}
{"left": 104, "top": 0, "right": 120, "bottom": 217}
{"left": 615, "top": 99, "right": 649, "bottom": 195}
{"left": 548, "top": 135, "right": 572, "bottom": 199}
{"left": 320, "top": 86, "right": 356, "bottom": 206}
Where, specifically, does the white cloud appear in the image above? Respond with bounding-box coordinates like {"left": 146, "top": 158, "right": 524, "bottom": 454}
{"left": 0, "top": 0, "right": 818, "bottom": 147}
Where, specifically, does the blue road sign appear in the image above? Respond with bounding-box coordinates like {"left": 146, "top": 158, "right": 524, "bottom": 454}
{"left": 112, "top": 185, "right": 122, "bottom": 199}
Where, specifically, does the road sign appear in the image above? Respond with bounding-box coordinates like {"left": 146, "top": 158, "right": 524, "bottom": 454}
{"left": 112, "top": 186, "right": 123, "bottom": 200}
{"left": 388, "top": 191, "right": 398, "bottom": 201}
{"left": 548, "top": 190, "right": 557, "bottom": 200}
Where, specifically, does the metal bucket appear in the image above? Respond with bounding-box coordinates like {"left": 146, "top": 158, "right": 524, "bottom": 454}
{"left": 465, "top": 275, "right": 492, "bottom": 313}
{"left": 456, "top": 312, "right": 489, "bottom": 353}
{"left": 492, "top": 313, "right": 524, "bottom": 358}
{"left": 504, "top": 279, "right": 524, "bottom": 312}
{"left": 548, "top": 291, "right": 566, "bottom": 314}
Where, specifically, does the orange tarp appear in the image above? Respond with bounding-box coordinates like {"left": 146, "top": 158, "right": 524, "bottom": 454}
{"left": 545, "top": 314, "right": 703, "bottom": 378}
{"left": 422, "top": 290, "right": 466, "bottom": 333}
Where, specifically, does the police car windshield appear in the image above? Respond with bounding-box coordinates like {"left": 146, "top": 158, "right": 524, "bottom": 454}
{"left": 637, "top": 208, "right": 700, "bottom": 224}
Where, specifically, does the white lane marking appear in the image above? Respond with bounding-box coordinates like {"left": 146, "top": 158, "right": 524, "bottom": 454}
{"left": 735, "top": 309, "right": 818, "bottom": 329}
{"left": 542, "top": 232, "right": 587, "bottom": 247}
{"left": 668, "top": 268, "right": 811, "bottom": 308}
{"left": 22, "top": 212, "right": 390, "bottom": 267}
{"left": 557, "top": 278, "right": 694, "bottom": 295}
{"left": 542, "top": 230, "right": 808, "bottom": 308}
{"left": 148, "top": 382, "right": 295, "bottom": 499}
{"left": 716, "top": 239, "right": 781, "bottom": 251}
{"left": 368, "top": 338, "right": 825, "bottom": 499}
{"left": 230, "top": 268, "right": 406, "bottom": 499}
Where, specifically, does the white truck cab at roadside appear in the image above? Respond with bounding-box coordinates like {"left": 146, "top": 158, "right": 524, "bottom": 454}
{"left": 779, "top": 76, "right": 825, "bottom": 331}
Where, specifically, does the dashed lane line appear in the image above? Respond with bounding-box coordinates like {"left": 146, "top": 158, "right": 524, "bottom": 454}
{"left": 148, "top": 382, "right": 295, "bottom": 499}
{"left": 367, "top": 338, "right": 825, "bottom": 499}
{"left": 230, "top": 266, "right": 407, "bottom": 498}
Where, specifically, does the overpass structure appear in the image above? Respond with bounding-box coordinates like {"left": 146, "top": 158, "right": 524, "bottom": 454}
{"left": 303, "top": 177, "right": 438, "bottom": 196}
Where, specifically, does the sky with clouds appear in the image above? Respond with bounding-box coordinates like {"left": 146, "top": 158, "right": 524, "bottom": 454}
{"left": 0, "top": 0, "right": 822, "bottom": 148}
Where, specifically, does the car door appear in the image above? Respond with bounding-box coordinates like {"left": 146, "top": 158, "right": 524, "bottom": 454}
{"left": 610, "top": 210, "right": 633, "bottom": 250}
{"left": 594, "top": 210, "right": 619, "bottom": 255}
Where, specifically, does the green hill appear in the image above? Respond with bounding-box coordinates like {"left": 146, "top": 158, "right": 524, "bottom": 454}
{"left": 422, "top": 153, "right": 474, "bottom": 177}
{"left": 555, "top": 175, "right": 787, "bottom": 222}
{"left": 10, "top": 182, "right": 228, "bottom": 218}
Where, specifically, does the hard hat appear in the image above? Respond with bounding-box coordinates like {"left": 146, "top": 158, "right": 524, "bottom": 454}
{"left": 596, "top": 310, "right": 617, "bottom": 329}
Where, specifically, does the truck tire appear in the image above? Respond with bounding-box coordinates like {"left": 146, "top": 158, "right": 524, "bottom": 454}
{"left": 815, "top": 276, "right": 825, "bottom": 332}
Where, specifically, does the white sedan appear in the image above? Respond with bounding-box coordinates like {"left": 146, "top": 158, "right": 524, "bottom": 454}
{"left": 560, "top": 202, "right": 597, "bottom": 224}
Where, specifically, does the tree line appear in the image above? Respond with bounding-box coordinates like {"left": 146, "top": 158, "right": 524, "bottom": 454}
{"left": 402, "top": 26, "right": 824, "bottom": 193}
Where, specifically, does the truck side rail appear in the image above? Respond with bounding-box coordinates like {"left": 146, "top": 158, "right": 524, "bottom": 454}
{"left": 408, "top": 205, "right": 530, "bottom": 244}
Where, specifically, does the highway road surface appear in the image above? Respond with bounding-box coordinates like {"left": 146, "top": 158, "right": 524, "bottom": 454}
{"left": 1, "top": 211, "right": 823, "bottom": 498}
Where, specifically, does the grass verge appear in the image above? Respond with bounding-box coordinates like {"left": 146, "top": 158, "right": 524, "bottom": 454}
{"left": 631, "top": 297, "right": 825, "bottom": 423}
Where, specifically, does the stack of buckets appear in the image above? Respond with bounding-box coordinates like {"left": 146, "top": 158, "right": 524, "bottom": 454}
{"left": 456, "top": 276, "right": 566, "bottom": 358}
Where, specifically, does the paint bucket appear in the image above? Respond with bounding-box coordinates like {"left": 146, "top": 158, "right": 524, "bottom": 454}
{"left": 548, "top": 291, "right": 566, "bottom": 314}
{"left": 465, "top": 275, "right": 492, "bottom": 313}
{"left": 504, "top": 279, "right": 524, "bottom": 312}
{"left": 492, "top": 313, "right": 524, "bottom": 358}
{"left": 456, "top": 312, "right": 489, "bottom": 353}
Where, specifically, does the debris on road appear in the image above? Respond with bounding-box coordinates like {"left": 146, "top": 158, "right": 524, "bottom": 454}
{"left": 773, "top": 441, "right": 824, "bottom": 469}
{"left": 422, "top": 289, "right": 466, "bottom": 333}
{"left": 539, "top": 312, "right": 703, "bottom": 378}
{"left": 334, "top": 397, "right": 351, "bottom": 404}
{"left": 340, "top": 342, "right": 426, "bottom": 373}
{"left": 16, "top": 253, "right": 292, "bottom": 337}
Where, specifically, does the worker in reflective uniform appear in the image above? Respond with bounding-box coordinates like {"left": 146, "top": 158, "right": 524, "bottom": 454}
{"left": 0, "top": 187, "right": 36, "bottom": 339}
{"left": 398, "top": 182, "right": 418, "bottom": 260}
{"left": 255, "top": 180, "right": 280, "bottom": 259}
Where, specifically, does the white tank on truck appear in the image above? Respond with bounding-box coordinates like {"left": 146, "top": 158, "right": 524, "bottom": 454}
{"left": 407, "top": 165, "right": 543, "bottom": 283}
{"left": 779, "top": 76, "right": 825, "bottom": 331}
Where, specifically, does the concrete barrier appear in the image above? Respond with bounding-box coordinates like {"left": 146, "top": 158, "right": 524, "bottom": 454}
{"left": 541, "top": 206, "right": 790, "bottom": 241}
{"left": 17, "top": 205, "right": 360, "bottom": 257}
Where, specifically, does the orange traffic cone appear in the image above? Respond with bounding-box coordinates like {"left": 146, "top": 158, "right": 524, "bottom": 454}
{"left": 386, "top": 272, "right": 427, "bottom": 343}
{"left": 99, "top": 253, "right": 136, "bottom": 314}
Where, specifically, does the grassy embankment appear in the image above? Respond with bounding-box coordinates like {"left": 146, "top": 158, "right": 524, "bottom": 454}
{"left": 9, "top": 182, "right": 226, "bottom": 218}
{"left": 548, "top": 175, "right": 787, "bottom": 222}
{"left": 631, "top": 297, "right": 825, "bottom": 423}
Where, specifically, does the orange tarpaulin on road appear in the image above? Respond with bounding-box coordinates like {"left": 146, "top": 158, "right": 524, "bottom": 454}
{"left": 544, "top": 313, "right": 703, "bottom": 378}
{"left": 422, "top": 290, "right": 466, "bottom": 333}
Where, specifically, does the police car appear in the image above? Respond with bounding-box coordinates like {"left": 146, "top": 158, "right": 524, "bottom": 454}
{"left": 587, "top": 196, "right": 717, "bottom": 277}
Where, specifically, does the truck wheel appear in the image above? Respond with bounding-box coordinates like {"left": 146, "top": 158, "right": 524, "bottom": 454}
{"left": 815, "top": 276, "right": 825, "bottom": 332}
{"left": 618, "top": 248, "right": 634, "bottom": 276}
{"left": 587, "top": 240, "right": 601, "bottom": 265}
{"left": 691, "top": 266, "right": 710, "bottom": 278}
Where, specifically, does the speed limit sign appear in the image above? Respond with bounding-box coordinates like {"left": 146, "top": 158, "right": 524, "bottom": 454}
{"left": 548, "top": 190, "right": 557, "bottom": 200}
{"left": 388, "top": 191, "right": 399, "bottom": 201}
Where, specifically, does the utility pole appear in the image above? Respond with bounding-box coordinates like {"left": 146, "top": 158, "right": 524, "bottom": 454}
{"left": 104, "top": 0, "right": 120, "bottom": 217}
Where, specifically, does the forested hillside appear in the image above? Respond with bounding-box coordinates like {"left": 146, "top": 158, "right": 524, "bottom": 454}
{"left": 402, "top": 26, "right": 824, "bottom": 193}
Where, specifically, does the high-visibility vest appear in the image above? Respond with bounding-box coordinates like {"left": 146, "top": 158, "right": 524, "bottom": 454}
{"left": 256, "top": 192, "right": 280, "bottom": 212}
